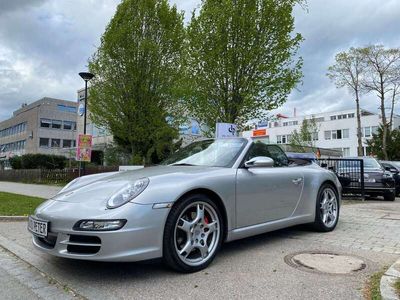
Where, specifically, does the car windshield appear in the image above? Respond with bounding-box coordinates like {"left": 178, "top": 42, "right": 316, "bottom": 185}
{"left": 391, "top": 162, "right": 400, "bottom": 169}
{"left": 363, "top": 158, "right": 381, "bottom": 169}
{"left": 161, "top": 138, "right": 247, "bottom": 167}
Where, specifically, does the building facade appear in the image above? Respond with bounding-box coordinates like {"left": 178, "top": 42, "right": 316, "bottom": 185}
{"left": 0, "top": 97, "right": 78, "bottom": 165}
{"left": 242, "top": 108, "right": 400, "bottom": 157}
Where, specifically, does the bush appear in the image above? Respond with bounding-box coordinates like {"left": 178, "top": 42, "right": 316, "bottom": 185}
{"left": 9, "top": 156, "right": 22, "bottom": 169}
{"left": 10, "top": 154, "right": 67, "bottom": 170}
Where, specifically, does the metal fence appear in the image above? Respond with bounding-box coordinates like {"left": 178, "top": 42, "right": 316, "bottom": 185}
{"left": 317, "top": 158, "right": 365, "bottom": 199}
{"left": 0, "top": 166, "right": 119, "bottom": 185}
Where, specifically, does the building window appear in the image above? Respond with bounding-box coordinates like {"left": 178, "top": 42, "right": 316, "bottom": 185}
{"left": 39, "top": 138, "right": 49, "bottom": 147}
{"left": 40, "top": 119, "right": 51, "bottom": 128}
{"left": 63, "top": 121, "right": 72, "bottom": 130}
{"left": 51, "top": 139, "right": 61, "bottom": 148}
{"left": 0, "top": 122, "right": 27, "bottom": 138}
{"left": 277, "top": 134, "right": 292, "bottom": 144}
{"left": 348, "top": 113, "right": 355, "bottom": 118}
{"left": 282, "top": 121, "right": 298, "bottom": 127}
{"left": 324, "top": 131, "right": 331, "bottom": 140}
{"left": 0, "top": 140, "right": 26, "bottom": 152}
{"left": 364, "top": 127, "right": 371, "bottom": 137}
{"left": 58, "top": 104, "right": 77, "bottom": 113}
{"left": 51, "top": 120, "right": 62, "bottom": 129}
{"left": 362, "top": 126, "right": 379, "bottom": 138}
{"left": 343, "top": 148, "right": 350, "bottom": 157}
{"left": 330, "top": 116, "right": 336, "bottom": 120}
{"left": 312, "top": 132, "right": 319, "bottom": 141}
{"left": 62, "top": 139, "right": 76, "bottom": 148}
{"left": 63, "top": 140, "right": 71, "bottom": 148}
{"left": 324, "top": 129, "right": 349, "bottom": 140}
{"left": 342, "top": 129, "right": 349, "bottom": 139}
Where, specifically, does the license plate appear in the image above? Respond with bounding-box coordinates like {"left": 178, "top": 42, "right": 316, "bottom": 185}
{"left": 360, "top": 178, "right": 376, "bottom": 183}
{"left": 28, "top": 216, "right": 48, "bottom": 237}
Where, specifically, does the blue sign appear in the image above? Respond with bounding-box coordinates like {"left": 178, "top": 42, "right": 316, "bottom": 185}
{"left": 78, "top": 103, "right": 85, "bottom": 116}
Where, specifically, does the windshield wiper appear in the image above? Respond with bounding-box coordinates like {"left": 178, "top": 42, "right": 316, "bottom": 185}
{"left": 171, "top": 163, "right": 197, "bottom": 166}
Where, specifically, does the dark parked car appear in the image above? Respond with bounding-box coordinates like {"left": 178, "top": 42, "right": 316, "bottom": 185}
{"left": 336, "top": 157, "right": 396, "bottom": 201}
{"left": 379, "top": 161, "right": 400, "bottom": 196}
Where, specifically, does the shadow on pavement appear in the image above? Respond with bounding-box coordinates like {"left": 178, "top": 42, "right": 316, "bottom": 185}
{"left": 43, "top": 225, "right": 310, "bottom": 281}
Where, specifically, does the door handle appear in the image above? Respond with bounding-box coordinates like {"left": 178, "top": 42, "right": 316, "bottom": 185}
{"left": 292, "top": 178, "right": 303, "bottom": 185}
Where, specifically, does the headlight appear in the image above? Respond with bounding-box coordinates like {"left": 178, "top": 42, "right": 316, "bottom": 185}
{"left": 107, "top": 178, "right": 149, "bottom": 209}
{"left": 74, "top": 219, "right": 127, "bottom": 231}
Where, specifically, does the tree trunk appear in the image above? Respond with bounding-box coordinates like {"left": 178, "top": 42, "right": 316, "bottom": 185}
{"left": 380, "top": 97, "right": 389, "bottom": 160}
{"left": 379, "top": 75, "right": 389, "bottom": 160}
{"left": 390, "top": 88, "right": 396, "bottom": 128}
{"left": 355, "top": 92, "right": 363, "bottom": 156}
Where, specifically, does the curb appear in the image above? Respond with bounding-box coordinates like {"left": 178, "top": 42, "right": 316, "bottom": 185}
{"left": 0, "top": 216, "right": 28, "bottom": 222}
{"left": 381, "top": 257, "right": 400, "bottom": 300}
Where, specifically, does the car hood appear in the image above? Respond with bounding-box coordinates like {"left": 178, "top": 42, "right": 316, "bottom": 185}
{"left": 51, "top": 166, "right": 224, "bottom": 204}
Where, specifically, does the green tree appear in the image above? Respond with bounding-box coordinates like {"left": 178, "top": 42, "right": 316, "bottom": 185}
{"left": 185, "top": 0, "right": 304, "bottom": 133}
{"left": 359, "top": 45, "right": 400, "bottom": 160}
{"left": 367, "top": 126, "right": 400, "bottom": 160}
{"left": 88, "top": 0, "right": 186, "bottom": 164}
{"left": 327, "top": 48, "right": 366, "bottom": 156}
{"left": 289, "top": 117, "right": 319, "bottom": 152}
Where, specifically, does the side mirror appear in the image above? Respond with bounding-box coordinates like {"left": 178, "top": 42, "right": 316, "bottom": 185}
{"left": 245, "top": 156, "right": 274, "bottom": 168}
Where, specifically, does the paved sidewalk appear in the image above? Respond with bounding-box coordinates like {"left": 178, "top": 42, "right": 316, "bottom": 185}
{"left": 0, "top": 247, "right": 76, "bottom": 300}
{"left": 285, "top": 201, "right": 400, "bottom": 255}
{"left": 0, "top": 199, "right": 399, "bottom": 299}
{"left": 0, "top": 182, "right": 61, "bottom": 199}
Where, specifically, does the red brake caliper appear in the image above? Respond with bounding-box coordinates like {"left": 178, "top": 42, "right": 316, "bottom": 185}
{"left": 204, "top": 215, "right": 209, "bottom": 224}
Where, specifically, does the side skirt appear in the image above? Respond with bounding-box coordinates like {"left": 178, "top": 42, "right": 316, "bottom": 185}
{"left": 225, "top": 214, "right": 313, "bottom": 242}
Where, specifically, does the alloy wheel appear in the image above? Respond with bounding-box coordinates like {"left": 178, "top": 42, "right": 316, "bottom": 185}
{"left": 320, "top": 188, "right": 338, "bottom": 228}
{"left": 174, "top": 202, "right": 220, "bottom": 267}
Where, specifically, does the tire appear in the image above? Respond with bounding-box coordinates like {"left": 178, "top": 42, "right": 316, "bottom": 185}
{"left": 384, "top": 191, "right": 396, "bottom": 201}
{"left": 312, "top": 184, "right": 340, "bottom": 232}
{"left": 163, "top": 194, "right": 224, "bottom": 273}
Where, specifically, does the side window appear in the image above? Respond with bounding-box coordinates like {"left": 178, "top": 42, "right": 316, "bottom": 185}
{"left": 266, "top": 145, "right": 289, "bottom": 167}
{"left": 244, "top": 142, "right": 288, "bottom": 167}
{"left": 246, "top": 142, "right": 271, "bottom": 161}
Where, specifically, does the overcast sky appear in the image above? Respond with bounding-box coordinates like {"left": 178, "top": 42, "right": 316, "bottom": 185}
{"left": 0, "top": 0, "right": 399, "bottom": 122}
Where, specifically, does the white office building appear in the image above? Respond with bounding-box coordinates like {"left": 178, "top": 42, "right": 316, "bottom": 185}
{"left": 242, "top": 108, "right": 400, "bottom": 157}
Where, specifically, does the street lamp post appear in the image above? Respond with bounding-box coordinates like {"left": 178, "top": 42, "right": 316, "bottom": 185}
{"left": 78, "top": 72, "right": 94, "bottom": 176}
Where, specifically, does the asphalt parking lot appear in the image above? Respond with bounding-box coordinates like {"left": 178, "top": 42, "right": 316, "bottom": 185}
{"left": 0, "top": 199, "right": 399, "bottom": 300}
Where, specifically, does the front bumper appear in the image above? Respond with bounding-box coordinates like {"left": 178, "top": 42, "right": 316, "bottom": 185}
{"left": 31, "top": 201, "right": 170, "bottom": 262}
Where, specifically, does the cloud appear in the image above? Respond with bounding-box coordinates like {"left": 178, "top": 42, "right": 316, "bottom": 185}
{"left": 277, "top": 0, "right": 400, "bottom": 117}
{"left": 0, "top": 0, "right": 120, "bottom": 121}
{"left": 0, "top": 0, "right": 45, "bottom": 15}
{"left": 0, "top": 0, "right": 399, "bottom": 122}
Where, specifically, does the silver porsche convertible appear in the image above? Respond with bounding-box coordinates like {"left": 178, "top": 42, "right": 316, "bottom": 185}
{"left": 29, "top": 138, "right": 341, "bottom": 272}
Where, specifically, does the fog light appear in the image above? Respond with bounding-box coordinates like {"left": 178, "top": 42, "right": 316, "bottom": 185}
{"left": 74, "top": 219, "right": 127, "bottom": 231}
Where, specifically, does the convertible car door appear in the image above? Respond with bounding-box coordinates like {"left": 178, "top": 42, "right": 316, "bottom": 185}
{"left": 235, "top": 144, "right": 304, "bottom": 228}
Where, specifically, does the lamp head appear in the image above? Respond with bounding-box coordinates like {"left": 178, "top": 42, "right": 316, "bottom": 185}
{"left": 79, "top": 72, "right": 94, "bottom": 81}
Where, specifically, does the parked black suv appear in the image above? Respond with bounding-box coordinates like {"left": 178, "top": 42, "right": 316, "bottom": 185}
{"left": 379, "top": 161, "right": 400, "bottom": 196}
{"left": 336, "top": 157, "right": 396, "bottom": 201}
